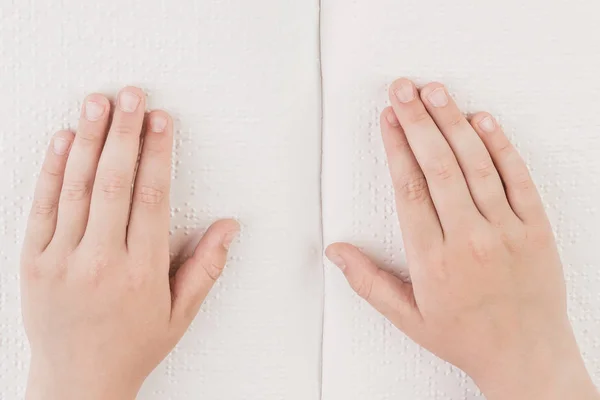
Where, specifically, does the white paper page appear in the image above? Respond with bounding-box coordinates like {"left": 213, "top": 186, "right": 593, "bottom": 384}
{"left": 0, "top": 1, "right": 323, "bottom": 399}
{"left": 321, "top": 0, "right": 600, "bottom": 398}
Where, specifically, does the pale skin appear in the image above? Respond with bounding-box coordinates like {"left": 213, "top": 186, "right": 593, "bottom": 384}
{"left": 20, "top": 81, "right": 598, "bottom": 399}
{"left": 326, "top": 79, "right": 600, "bottom": 399}
{"left": 21, "top": 87, "right": 239, "bottom": 399}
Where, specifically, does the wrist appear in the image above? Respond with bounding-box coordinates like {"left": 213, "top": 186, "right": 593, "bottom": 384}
{"left": 26, "top": 359, "right": 141, "bottom": 400}
{"left": 472, "top": 339, "right": 598, "bottom": 400}
{"left": 478, "top": 364, "right": 598, "bottom": 400}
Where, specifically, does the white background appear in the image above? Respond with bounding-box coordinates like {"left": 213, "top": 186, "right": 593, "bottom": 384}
{"left": 1, "top": 0, "right": 599, "bottom": 399}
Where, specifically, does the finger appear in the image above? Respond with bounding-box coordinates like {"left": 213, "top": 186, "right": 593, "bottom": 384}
{"left": 85, "top": 87, "right": 146, "bottom": 245}
{"left": 470, "top": 113, "right": 546, "bottom": 224}
{"left": 170, "top": 219, "right": 240, "bottom": 329}
{"left": 419, "top": 83, "right": 517, "bottom": 225}
{"left": 380, "top": 107, "right": 443, "bottom": 255}
{"left": 53, "top": 94, "right": 110, "bottom": 249}
{"left": 325, "top": 243, "right": 422, "bottom": 336}
{"left": 389, "top": 78, "right": 478, "bottom": 230}
{"left": 127, "top": 111, "right": 173, "bottom": 253}
{"left": 24, "top": 131, "right": 74, "bottom": 254}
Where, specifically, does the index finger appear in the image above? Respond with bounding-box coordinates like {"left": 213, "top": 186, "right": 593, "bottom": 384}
{"left": 389, "top": 79, "right": 479, "bottom": 230}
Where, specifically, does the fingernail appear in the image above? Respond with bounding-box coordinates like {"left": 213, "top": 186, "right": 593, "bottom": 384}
{"left": 118, "top": 91, "right": 141, "bottom": 113}
{"left": 52, "top": 137, "right": 70, "bottom": 155}
{"left": 151, "top": 115, "right": 167, "bottom": 133}
{"left": 427, "top": 87, "right": 449, "bottom": 108}
{"left": 222, "top": 229, "right": 240, "bottom": 251}
{"left": 386, "top": 110, "right": 400, "bottom": 127}
{"left": 394, "top": 81, "right": 416, "bottom": 103}
{"left": 478, "top": 116, "right": 496, "bottom": 133}
{"left": 327, "top": 252, "right": 346, "bottom": 271}
{"left": 85, "top": 101, "right": 105, "bottom": 121}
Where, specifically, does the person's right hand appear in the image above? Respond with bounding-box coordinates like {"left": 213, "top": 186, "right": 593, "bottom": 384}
{"left": 326, "top": 78, "right": 599, "bottom": 400}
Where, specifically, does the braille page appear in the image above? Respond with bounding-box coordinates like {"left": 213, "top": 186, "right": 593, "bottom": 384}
{"left": 0, "top": 1, "right": 323, "bottom": 399}
{"left": 321, "top": 0, "right": 600, "bottom": 398}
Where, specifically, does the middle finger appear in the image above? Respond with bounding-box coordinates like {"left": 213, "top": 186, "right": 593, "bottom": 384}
{"left": 84, "top": 87, "right": 146, "bottom": 246}
{"left": 389, "top": 78, "right": 479, "bottom": 230}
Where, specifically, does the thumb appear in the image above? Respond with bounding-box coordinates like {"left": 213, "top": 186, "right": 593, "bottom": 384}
{"left": 170, "top": 219, "right": 240, "bottom": 329}
{"left": 325, "top": 242, "right": 422, "bottom": 336}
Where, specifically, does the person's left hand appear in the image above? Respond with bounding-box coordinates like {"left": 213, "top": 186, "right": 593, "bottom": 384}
{"left": 21, "top": 87, "right": 239, "bottom": 400}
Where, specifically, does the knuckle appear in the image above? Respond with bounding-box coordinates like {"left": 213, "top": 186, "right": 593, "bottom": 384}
{"left": 81, "top": 250, "right": 112, "bottom": 286}
{"left": 201, "top": 261, "right": 224, "bottom": 282}
{"left": 390, "top": 136, "right": 410, "bottom": 153}
{"left": 76, "top": 130, "right": 99, "bottom": 145}
{"left": 425, "top": 158, "right": 455, "bottom": 181}
{"left": 41, "top": 164, "right": 63, "bottom": 178}
{"left": 396, "top": 174, "right": 429, "bottom": 202}
{"left": 501, "top": 229, "right": 527, "bottom": 253}
{"left": 477, "top": 190, "right": 504, "bottom": 209}
{"left": 445, "top": 114, "right": 464, "bottom": 130}
{"left": 135, "top": 185, "right": 165, "bottom": 206}
{"left": 61, "top": 180, "right": 91, "bottom": 202}
{"left": 472, "top": 159, "right": 497, "bottom": 179}
{"left": 23, "top": 251, "right": 68, "bottom": 281}
{"left": 496, "top": 140, "right": 513, "bottom": 157}
{"left": 526, "top": 226, "right": 554, "bottom": 251}
{"left": 126, "top": 270, "right": 149, "bottom": 292}
{"left": 32, "top": 197, "right": 57, "bottom": 217}
{"left": 20, "top": 255, "right": 43, "bottom": 282}
{"left": 97, "top": 170, "right": 129, "bottom": 199}
{"left": 142, "top": 138, "right": 168, "bottom": 155}
{"left": 516, "top": 178, "right": 534, "bottom": 192}
{"left": 466, "top": 233, "right": 497, "bottom": 265}
{"left": 420, "top": 248, "right": 449, "bottom": 281}
{"left": 408, "top": 110, "right": 431, "bottom": 125}
{"left": 431, "top": 261, "right": 450, "bottom": 282}
{"left": 512, "top": 171, "right": 534, "bottom": 191}
{"left": 89, "top": 252, "right": 110, "bottom": 273}
{"left": 352, "top": 275, "right": 374, "bottom": 301}
{"left": 22, "top": 263, "right": 43, "bottom": 282}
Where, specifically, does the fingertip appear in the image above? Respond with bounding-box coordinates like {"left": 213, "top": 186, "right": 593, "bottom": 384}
{"left": 389, "top": 78, "right": 417, "bottom": 104}
{"left": 53, "top": 129, "right": 75, "bottom": 141}
{"left": 469, "top": 111, "right": 491, "bottom": 124}
{"left": 147, "top": 109, "right": 173, "bottom": 134}
{"left": 120, "top": 85, "right": 146, "bottom": 99}
{"left": 51, "top": 130, "right": 74, "bottom": 156}
{"left": 326, "top": 242, "right": 363, "bottom": 271}
{"left": 117, "top": 86, "right": 146, "bottom": 113}
{"left": 389, "top": 77, "right": 414, "bottom": 91}
{"left": 85, "top": 92, "right": 110, "bottom": 104}
{"left": 199, "top": 218, "right": 241, "bottom": 252}
{"left": 471, "top": 112, "right": 498, "bottom": 134}
{"left": 221, "top": 220, "right": 240, "bottom": 251}
{"left": 213, "top": 218, "right": 241, "bottom": 234}
{"left": 325, "top": 243, "right": 345, "bottom": 269}
{"left": 418, "top": 81, "right": 444, "bottom": 98}
{"left": 326, "top": 241, "right": 353, "bottom": 254}
{"left": 324, "top": 243, "right": 338, "bottom": 256}
{"left": 381, "top": 107, "right": 400, "bottom": 128}
{"left": 170, "top": 219, "right": 240, "bottom": 326}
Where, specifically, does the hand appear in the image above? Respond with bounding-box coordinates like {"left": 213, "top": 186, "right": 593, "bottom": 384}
{"left": 326, "top": 79, "right": 599, "bottom": 399}
{"left": 21, "top": 87, "right": 240, "bottom": 400}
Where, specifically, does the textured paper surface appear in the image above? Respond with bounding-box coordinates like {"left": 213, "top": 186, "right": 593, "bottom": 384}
{"left": 0, "top": 1, "right": 323, "bottom": 399}
{"left": 321, "top": 0, "right": 600, "bottom": 398}
{"left": 2, "top": 0, "right": 600, "bottom": 399}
